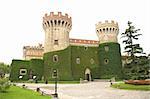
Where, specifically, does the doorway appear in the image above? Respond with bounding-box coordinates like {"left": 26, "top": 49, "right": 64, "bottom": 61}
{"left": 85, "top": 68, "right": 91, "bottom": 81}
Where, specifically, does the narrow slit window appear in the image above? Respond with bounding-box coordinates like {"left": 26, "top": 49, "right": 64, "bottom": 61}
{"left": 54, "top": 40, "right": 58, "bottom": 45}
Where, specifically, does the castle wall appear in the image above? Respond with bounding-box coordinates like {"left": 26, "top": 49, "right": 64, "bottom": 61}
{"left": 43, "top": 47, "right": 73, "bottom": 81}
{"left": 10, "top": 59, "right": 44, "bottom": 81}
{"left": 23, "top": 44, "right": 44, "bottom": 60}
{"left": 98, "top": 43, "right": 123, "bottom": 79}
{"left": 43, "top": 45, "right": 100, "bottom": 81}
{"left": 70, "top": 46, "right": 100, "bottom": 80}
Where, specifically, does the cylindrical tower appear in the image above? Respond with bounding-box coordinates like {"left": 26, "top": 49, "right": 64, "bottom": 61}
{"left": 96, "top": 20, "right": 119, "bottom": 44}
{"left": 96, "top": 20, "right": 123, "bottom": 79}
{"left": 43, "top": 12, "right": 72, "bottom": 53}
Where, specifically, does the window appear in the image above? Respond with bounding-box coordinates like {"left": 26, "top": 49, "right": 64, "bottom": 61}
{"left": 84, "top": 46, "right": 88, "bottom": 50}
{"left": 20, "top": 69, "right": 27, "bottom": 75}
{"left": 76, "top": 57, "right": 80, "bottom": 64}
{"left": 54, "top": 40, "right": 58, "bottom": 45}
{"left": 90, "top": 58, "right": 94, "bottom": 64}
{"left": 104, "top": 45, "right": 109, "bottom": 52}
{"left": 104, "top": 59, "right": 109, "bottom": 64}
{"left": 53, "top": 55, "right": 58, "bottom": 62}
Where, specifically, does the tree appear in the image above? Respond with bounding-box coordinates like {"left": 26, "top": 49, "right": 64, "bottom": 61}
{"left": 121, "top": 21, "right": 149, "bottom": 80}
{"left": 0, "top": 63, "right": 10, "bottom": 78}
{"left": 121, "top": 21, "right": 143, "bottom": 62}
{"left": 0, "top": 63, "right": 10, "bottom": 92}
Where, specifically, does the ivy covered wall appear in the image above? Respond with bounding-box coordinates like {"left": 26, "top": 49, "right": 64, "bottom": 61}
{"left": 29, "top": 59, "right": 44, "bottom": 80}
{"left": 10, "top": 43, "right": 123, "bottom": 81}
{"left": 43, "top": 46, "right": 100, "bottom": 81}
{"left": 10, "top": 59, "right": 44, "bottom": 81}
{"left": 43, "top": 47, "right": 73, "bottom": 81}
{"left": 98, "top": 42, "right": 123, "bottom": 79}
{"left": 10, "top": 60, "right": 30, "bottom": 81}
{"left": 70, "top": 46, "right": 100, "bottom": 80}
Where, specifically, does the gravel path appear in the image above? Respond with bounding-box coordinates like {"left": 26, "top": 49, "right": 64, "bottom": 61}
{"left": 16, "top": 82, "right": 150, "bottom": 99}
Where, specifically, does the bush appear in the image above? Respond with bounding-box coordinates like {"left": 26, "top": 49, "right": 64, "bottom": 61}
{"left": 0, "top": 78, "right": 10, "bottom": 92}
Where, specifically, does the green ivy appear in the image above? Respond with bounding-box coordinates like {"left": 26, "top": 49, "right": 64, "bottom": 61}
{"left": 98, "top": 43, "right": 123, "bottom": 79}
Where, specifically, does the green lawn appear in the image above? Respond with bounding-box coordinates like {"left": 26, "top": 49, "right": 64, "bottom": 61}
{"left": 0, "top": 86, "right": 51, "bottom": 99}
{"left": 111, "top": 82, "right": 150, "bottom": 91}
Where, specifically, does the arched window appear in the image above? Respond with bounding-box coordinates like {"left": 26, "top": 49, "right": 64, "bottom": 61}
{"left": 58, "top": 20, "right": 61, "bottom": 25}
{"left": 47, "top": 21, "right": 50, "bottom": 26}
{"left": 103, "top": 28, "right": 105, "bottom": 32}
{"left": 106, "top": 28, "right": 108, "bottom": 31}
{"left": 113, "top": 28, "right": 115, "bottom": 31}
{"left": 76, "top": 57, "right": 80, "bottom": 64}
{"left": 110, "top": 28, "right": 112, "bottom": 31}
{"left": 65, "top": 22, "right": 67, "bottom": 26}
{"left": 62, "top": 21, "right": 64, "bottom": 26}
{"left": 53, "top": 55, "right": 59, "bottom": 62}
{"left": 54, "top": 20, "right": 57, "bottom": 25}
{"left": 50, "top": 20, "right": 53, "bottom": 26}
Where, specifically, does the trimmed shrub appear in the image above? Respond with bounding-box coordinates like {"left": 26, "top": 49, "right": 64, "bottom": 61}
{"left": 0, "top": 78, "right": 10, "bottom": 92}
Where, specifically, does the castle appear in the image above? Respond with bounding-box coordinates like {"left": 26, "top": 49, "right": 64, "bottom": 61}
{"left": 10, "top": 12, "right": 123, "bottom": 81}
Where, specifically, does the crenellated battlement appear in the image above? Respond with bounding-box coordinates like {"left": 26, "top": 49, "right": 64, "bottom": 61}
{"left": 96, "top": 20, "right": 118, "bottom": 28}
{"left": 43, "top": 12, "right": 72, "bottom": 53}
{"left": 96, "top": 20, "right": 119, "bottom": 34}
{"left": 23, "top": 44, "right": 44, "bottom": 50}
{"left": 95, "top": 20, "right": 119, "bottom": 44}
{"left": 43, "top": 12, "right": 72, "bottom": 29}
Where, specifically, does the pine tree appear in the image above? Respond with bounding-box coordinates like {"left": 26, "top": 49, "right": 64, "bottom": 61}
{"left": 121, "top": 21, "right": 149, "bottom": 80}
{"left": 121, "top": 21, "right": 143, "bottom": 62}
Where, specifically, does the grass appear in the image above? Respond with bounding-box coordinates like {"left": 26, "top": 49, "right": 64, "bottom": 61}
{"left": 0, "top": 86, "right": 51, "bottom": 99}
{"left": 111, "top": 82, "right": 150, "bottom": 91}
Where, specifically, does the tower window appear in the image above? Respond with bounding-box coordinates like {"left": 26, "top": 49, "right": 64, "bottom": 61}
{"left": 103, "top": 28, "right": 105, "bottom": 32}
{"left": 104, "top": 45, "right": 109, "bottom": 52}
{"left": 76, "top": 57, "right": 80, "bottom": 64}
{"left": 54, "top": 20, "right": 57, "bottom": 25}
{"left": 106, "top": 28, "right": 108, "bottom": 31}
{"left": 54, "top": 40, "right": 58, "bottom": 45}
{"left": 47, "top": 21, "right": 50, "bottom": 26}
{"left": 53, "top": 55, "right": 58, "bottom": 62}
{"left": 58, "top": 20, "right": 61, "bottom": 25}
{"left": 100, "top": 29, "right": 102, "bottom": 32}
{"left": 104, "top": 58, "right": 109, "bottom": 64}
{"left": 62, "top": 21, "right": 64, "bottom": 26}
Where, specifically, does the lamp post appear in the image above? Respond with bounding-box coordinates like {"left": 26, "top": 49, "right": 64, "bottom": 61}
{"left": 53, "top": 69, "right": 58, "bottom": 98}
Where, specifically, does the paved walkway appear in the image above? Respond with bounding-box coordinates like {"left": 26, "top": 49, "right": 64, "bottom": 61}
{"left": 16, "top": 82, "right": 150, "bottom": 99}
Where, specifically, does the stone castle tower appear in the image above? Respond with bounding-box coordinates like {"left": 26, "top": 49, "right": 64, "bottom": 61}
{"left": 96, "top": 20, "right": 122, "bottom": 79}
{"left": 96, "top": 20, "right": 119, "bottom": 44}
{"left": 43, "top": 12, "right": 72, "bottom": 53}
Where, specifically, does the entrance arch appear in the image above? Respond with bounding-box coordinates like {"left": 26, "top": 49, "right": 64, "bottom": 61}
{"left": 85, "top": 68, "right": 92, "bottom": 81}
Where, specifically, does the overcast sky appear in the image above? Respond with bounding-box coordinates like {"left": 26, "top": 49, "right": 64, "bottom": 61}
{"left": 0, "top": 0, "right": 150, "bottom": 64}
